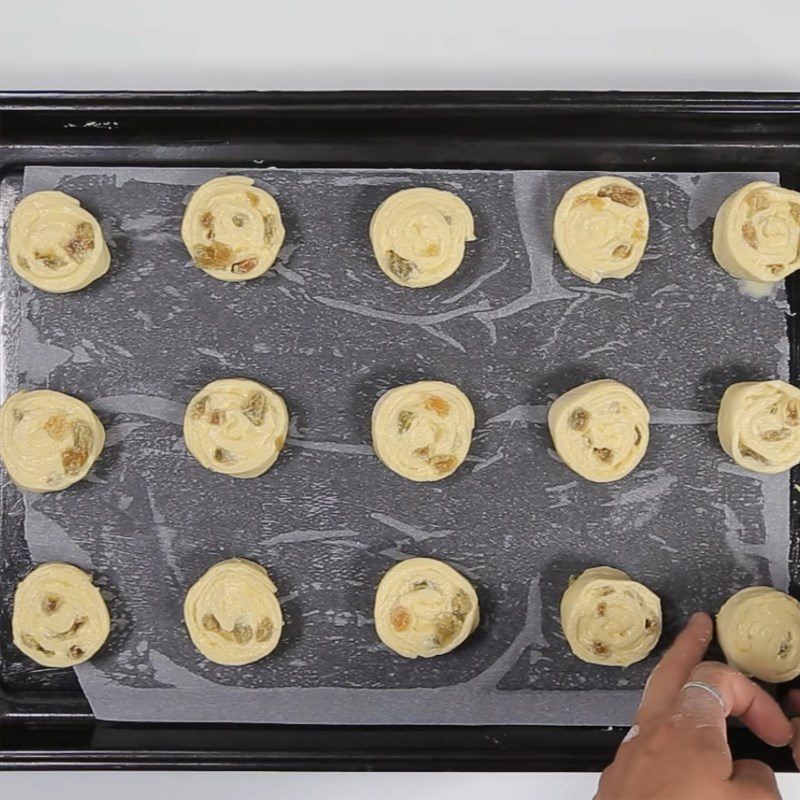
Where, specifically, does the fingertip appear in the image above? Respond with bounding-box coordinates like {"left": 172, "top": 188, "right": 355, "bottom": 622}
{"left": 788, "top": 688, "right": 800, "bottom": 714}
{"left": 687, "top": 611, "right": 713, "bottom": 640}
{"left": 764, "top": 724, "right": 794, "bottom": 748}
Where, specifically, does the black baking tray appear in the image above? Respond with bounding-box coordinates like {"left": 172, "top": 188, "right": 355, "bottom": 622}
{"left": 0, "top": 91, "right": 799, "bottom": 771}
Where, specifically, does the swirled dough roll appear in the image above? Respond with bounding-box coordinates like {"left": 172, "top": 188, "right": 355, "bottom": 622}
{"left": 712, "top": 181, "right": 800, "bottom": 283}
{"left": 13, "top": 563, "right": 110, "bottom": 668}
{"left": 184, "top": 558, "right": 284, "bottom": 666}
{"left": 181, "top": 176, "right": 285, "bottom": 281}
{"left": 717, "top": 380, "right": 800, "bottom": 474}
{"left": 0, "top": 390, "right": 105, "bottom": 492}
{"left": 369, "top": 188, "right": 476, "bottom": 287}
{"left": 8, "top": 191, "right": 110, "bottom": 293}
{"left": 553, "top": 177, "right": 649, "bottom": 283}
{"left": 374, "top": 557, "right": 479, "bottom": 659}
{"left": 183, "top": 378, "right": 288, "bottom": 479}
{"left": 717, "top": 587, "right": 800, "bottom": 683}
{"left": 548, "top": 379, "right": 649, "bottom": 483}
{"left": 371, "top": 380, "right": 474, "bottom": 482}
{"left": 560, "top": 566, "right": 661, "bottom": 667}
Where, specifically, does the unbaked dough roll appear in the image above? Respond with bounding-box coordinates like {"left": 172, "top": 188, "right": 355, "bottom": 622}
{"left": 716, "top": 586, "right": 800, "bottom": 683}
{"left": 12, "top": 563, "right": 110, "bottom": 668}
{"left": 8, "top": 191, "right": 110, "bottom": 293}
{"left": 712, "top": 181, "right": 800, "bottom": 283}
{"left": 548, "top": 379, "right": 649, "bottom": 483}
{"left": 717, "top": 380, "right": 800, "bottom": 474}
{"left": 369, "top": 187, "right": 476, "bottom": 287}
{"left": 183, "top": 378, "right": 289, "bottom": 479}
{"left": 181, "top": 176, "right": 285, "bottom": 281}
{"left": 184, "top": 558, "right": 283, "bottom": 666}
{"left": 374, "top": 557, "right": 479, "bottom": 659}
{"left": 371, "top": 380, "right": 474, "bottom": 482}
{"left": 553, "top": 176, "right": 649, "bottom": 283}
{"left": 0, "top": 390, "right": 105, "bottom": 492}
{"left": 560, "top": 566, "right": 661, "bottom": 667}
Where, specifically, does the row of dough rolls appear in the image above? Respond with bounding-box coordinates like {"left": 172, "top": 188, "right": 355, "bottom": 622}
{"left": 9, "top": 177, "right": 798, "bottom": 293}
{"left": 12, "top": 556, "right": 479, "bottom": 667}
{"left": 7, "top": 181, "right": 474, "bottom": 291}
{"left": 562, "top": 568, "right": 800, "bottom": 683}
{"left": 1, "top": 377, "right": 797, "bottom": 494}
{"left": 15, "top": 559, "right": 799, "bottom": 685}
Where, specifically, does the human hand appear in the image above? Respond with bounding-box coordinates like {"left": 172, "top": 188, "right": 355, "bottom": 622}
{"left": 789, "top": 689, "right": 800, "bottom": 776}
{"left": 595, "top": 612, "right": 794, "bottom": 799}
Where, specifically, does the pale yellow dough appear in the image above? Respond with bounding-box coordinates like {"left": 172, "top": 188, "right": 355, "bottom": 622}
{"left": 184, "top": 558, "right": 284, "bottom": 666}
{"left": 183, "top": 378, "right": 289, "bottom": 479}
{"left": 717, "top": 380, "right": 800, "bottom": 474}
{"left": 0, "top": 390, "right": 105, "bottom": 492}
{"left": 553, "top": 176, "right": 649, "bottom": 284}
{"left": 561, "top": 566, "right": 661, "bottom": 667}
{"left": 712, "top": 181, "right": 800, "bottom": 283}
{"left": 716, "top": 586, "right": 800, "bottom": 683}
{"left": 8, "top": 191, "right": 110, "bottom": 293}
{"left": 13, "top": 563, "right": 110, "bottom": 668}
{"left": 548, "top": 379, "right": 649, "bottom": 483}
{"left": 181, "top": 176, "right": 285, "bottom": 281}
{"left": 374, "top": 557, "right": 479, "bottom": 659}
{"left": 371, "top": 380, "right": 474, "bottom": 482}
{"left": 369, "top": 187, "right": 476, "bottom": 287}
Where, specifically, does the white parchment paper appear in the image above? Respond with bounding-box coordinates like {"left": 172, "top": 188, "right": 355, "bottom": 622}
{"left": 0, "top": 166, "right": 790, "bottom": 725}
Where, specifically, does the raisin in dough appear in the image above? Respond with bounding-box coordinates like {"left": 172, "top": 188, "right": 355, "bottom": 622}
{"left": 13, "top": 563, "right": 110, "bottom": 668}
{"left": 374, "top": 557, "right": 479, "bottom": 659}
{"left": 548, "top": 379, "right": 649, "bottom": 483}
{"left": 553, "top": 176, "right": 649, "bottom": 284}
{"left": 8, "top": 191, "right": 110, "bottom": 293}
{"left": 183, "top": 378, "right": 288, "bottom": 479}
{"left": 712, "top": 181, "right": 800, "bottom": 283}
{"left": 717, "top": 380, "right": 800, "bottom": 474}
{"left": 369, "top": 187, "right": 476, "bottom": 288}
{"left": 371, "top": 380, "right": 474, "bottom": 482}
{"left": 181, "top": 176, "right": 285, "bottom": 281}
{"left": 561, "top": 566, "right": 661, "bottom": 667}
{"left": 0, "top": 390, "right": 105, "bottom": 492}
{"left": 184, "top": 558, "right": 283, "bottom": 666}
{"left": 717, "top": 587, "right": 800, "bottom": 683}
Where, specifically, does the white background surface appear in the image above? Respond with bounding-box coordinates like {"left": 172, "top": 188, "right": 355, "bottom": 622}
{"left": 0, "top": 771, "right": 799, "bottom": 798}
{"left": 2, "top": 0, "right": 800, "bottom": 796}
{"left": 1, "top": 0, "right": 799, "bottom": 91}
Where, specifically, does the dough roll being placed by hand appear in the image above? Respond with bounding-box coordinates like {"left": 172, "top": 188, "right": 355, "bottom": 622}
{"left": 13, "top": 563, "right": 110, "bottom": 668}
{"left": 548, "top": 379, "right": 649, "bottom": 483}
{"left": 553, "top": 176, "right": 649, "bottom": 283}
{"left": 717, "top": 380, "right": 800, "bottom": 474}
{"left": 374, "top": 557, "right": 479, "bottom": 659}
{"left": 181, "top": 176, "right": 285, "bottom": 281}
{"left": 183, "top": 378, "right": 289, "bottom": 479}
{"left": 371, "top": 380, "right": 474, "bottom": 482}
{"left": 716, "top": 586, "right": 800, "bottom": 683}
{"left": 560, "top": 566, "right": 661, "bottom": 667}
{"left": 712, "top": 181, "right": 800, "bottom": 283}
{"left": 184, "top": 558, "right": 284, "bottom": 666}
{"left": 8, "top": 191, "right": 110, "bottom": 293}
{"left": 0, "top": 389, "right": 105, "bottom": 492}
{"left": 369, "top": 187, "right": 476, "bottom": 287}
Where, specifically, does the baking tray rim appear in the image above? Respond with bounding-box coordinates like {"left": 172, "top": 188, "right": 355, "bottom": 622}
{"left": 0, "top": 89, "right": 799, "bottom": 772}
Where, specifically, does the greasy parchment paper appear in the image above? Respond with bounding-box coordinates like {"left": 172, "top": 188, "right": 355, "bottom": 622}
{"left": 0, "top": 165, "right": 790, "bottom": 725}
